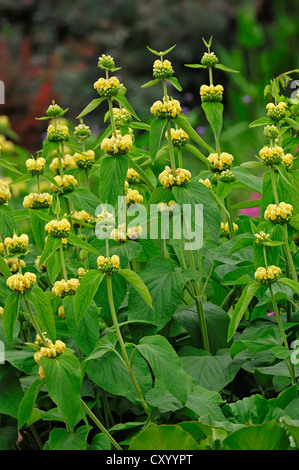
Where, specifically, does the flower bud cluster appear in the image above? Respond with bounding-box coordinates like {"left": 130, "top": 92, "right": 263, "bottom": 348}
{"left": 97, "top": 255, "right": 120, "bottom": 274}
{"left": 101, "top": 131, "right": 133, "bottom": 156}
{"left": 254, "top": 266, "right": 281, "bottom": 285}
{"left": 166, "top": 128, "right": 189, "bottom": 147}
{"left": 7, "top": 272, "right": 36, "bottom": 293}
{"left": 266, "top": 102, "right": 287, "bottom": 121}
{"left": 73, "top": 150, "right": 95, "bottom": 169}
{"left": 45, "top": 218, "right": 71, "bottom": 238}
{"left": 4, "top": 234, "right": 29, "bottom": 254}
{"left": 207, "top": 152, "right": 234, "bottom": 171}
{"left": 47, "top": 124, "right": 69, "bottom": 142}
{"left": 26, "top": 157, "right": 46, "bottom": 176}
{"left": 51, "top": 175, "right": 78, "bottom": 194}
{"left": 23, "top": 192, "right": 53, "bottom": 209}
{"left": 153, "top": 59, "right": 174, "bottom": 79}
{"left": 200, "top": 84, "right": 223, "bottom": 102}
{"left": 264, "top": 202, "right": 293, "bottom": 225}
{"left": 52, "top": 278, "right": 80, "bottom": 298}
{"left": 159, "top": 166, "right": 191, "bottom": 188}
{"left": 150, "top": 97, "right": 181, "bottom": 119}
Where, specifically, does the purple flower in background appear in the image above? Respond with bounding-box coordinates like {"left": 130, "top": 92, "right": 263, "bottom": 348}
{"left": 267, "top": 311, "right": 275, "bottom": 316}
{"left": 182, "top": 106, "right": 190, "bottom": 115}
{"left": 242, "top": 95, "right": 252, "bottom": 104}
{"left": 91, "top": 125, "right": 100, "bottom": 134}
{"left": 196, "top": 125, "right": 206, "bottom": 136}
{"left": 184, "top": 92, "right": 194, "bottom": 103}
{"left": 239, "top": 192, "right": 260, "bottom": 218}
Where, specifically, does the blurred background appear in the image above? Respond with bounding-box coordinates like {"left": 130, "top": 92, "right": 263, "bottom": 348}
{"left": 0, "top": 0, "right": 298, "bottom": 166}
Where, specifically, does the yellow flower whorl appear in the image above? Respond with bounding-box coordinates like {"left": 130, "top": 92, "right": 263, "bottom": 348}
{"left": 264, "top": 202, "right": 293, "bottom": 225}
{"left": 255, "top": 265, "right": 281, "bottom": 285}
{"left": 7, "top": 272, "right": 36, "bottom": 293}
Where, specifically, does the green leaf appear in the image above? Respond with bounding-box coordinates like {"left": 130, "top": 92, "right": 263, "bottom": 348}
{"left": 119, "top": 268, "right": 153, "bottom": 308}
{"left": 126, "top": 155, "right": 155, "bottom": 191}
{"left": 147, "top": 44, "right": 176, "bottom": 57}
{"left": 0, "top": 426, "right": 18, "bottom": 450}
{"left": 137, "top": 335, "right": 188, "bottom": 405}
{"left": 86, "top": 343, "right": 152, "bottom": 403}
{"left": 46, "top": 250, "right": 61, "bottom": 284}
{"left": 222, "top": 421, "right": 289, "bottom": 450}
{"left": 249, "top": 116, "right": 273, "bottom": 128}
{"left": 99, "top": 154, "right": 128, "bottom": 206}
{"left": 114, "top": 93, "right": 140, "bottom": 121}
{"left": 67, "top": 232, "right": 99, "bottom": 255}
{"left": 0, "top": 204, "right": 17, "bottom": 237}
{"left": 278, "top": 277, "right": 299, "bottom": 296}
{"left": 0, "top": 254, "right": 12, "bottom": 279}
{"left": 0, "top": 364, "right": 24, "bottom": 419}
{"left": 173, "top": 114, "right": 215, "bottom": 153}
{"left": 41, "top": 140, "right": 59, "bottom": 160}
{"left": 129, "top": 423, "right": 198, "bottom": 450}
{"left": 40, "top": 353, "right": 81, "bottom": 432}
{"left": 2, "top": 292, "right": 21, "bottom": 346}
{"left": 201, "top": 101, "right": 223, "bottom": 138}
{"left": 89, "top": 433, "right": 111, "bottom": 450}
{"left": 65, "top": 299, "right": 99, "bottom": 355}
{"left": 180, "top": 351, "right": 242, "bottom": 392}
{"left": 128, "top": 258, "right": 190, "bottom": 338}
{"left": 141, "top": 78, "right": 161, "bottom": 88}
{"left": 222, "top": 394, "right": 285, "bottom": 425}
{"left": 284, "top": 116, "right": 299, "bottom": 131}
{"left": 172, "top": 181, "right": 221, "bottom": 243}
{"left": 38, "top": 236, "right": 62, "bottom": 270}
{"left": 227, "top": 281, "right": 261, "bottom": 341}
{"left": 0, "top": 158, "right": 22, "bottom": 175}
{"left": 184, "top": 63, "right": 206, "bottom": 68}
{"left": 74, "top": 269, "right": 104, "bottom": 324}
{"left": 30, "top": 209, "right": 50, "bottom": 249}
{"left": 166, "top": 76, "right": 182, "bottom": 92}
{"left": 231, "top": 198, "right": 262, "bottom": 210}
{"left": 18, "top": 379, "right": 43, "bottom": 429}
{"left": 184, "top": 143, "right": 212, "bottom": 168}
{"left": 149, "top": 118, "right": 166, "bottom": 161}
{"left": 202, "top": 35, "right": 213, "bottom": 47}
{"left": 214, "top": 63, "right": 239, "bottom": 73}
{"left": 49, "top": 425, "right": 91, "bottom": 450}
{"left": 232, "top": 166, "right": 263, "bottom": 193}
{"left": 64, "top": 188, "right": 101, "bottom": 213}
{"left": 42, "top": 172, "right": 60, "bottom": 187}
{"left": 76, "top": 98, "right": 105, "bottom": 119}
{"left": 26, "top": 287, "right": 56, "bottom": 342}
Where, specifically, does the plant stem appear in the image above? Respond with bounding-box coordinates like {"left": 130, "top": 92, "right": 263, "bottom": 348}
{"left": 105, "top": 69, "right": 117, "bottom": 138}
{"left": 106, "top": 274, "right": 150, "bottom": 415}
{"left": 177, "top": 147, "right": 183, "bottom": 168}
{"left": 80, "top": 399, "right": 122, "bottom": 450}
{"left": 184, "top": 228, "right": 210, "bottom": 352}
{"left": 57, "top": 142, "right": 64, "bottom": 178}
{"left": 209, "top": 67, "right": 213, "bottom": 86}
{"left": 59, "top": 245, "right": 68, "bottom": 280}
{"left": 270, "top": 166, "right": 279, "bottom": 205}
{"left": 224, "top": 194, "right": 235, "bottom": 239}
{"left": 166, "top": 119, "right": 176, "bottom": 174}
{"left": 269, "top": 285, "right": 296, "bottom": 385}
{"left": 24, "top": 298, "right": 48, "bottom": 348}
{"left": 37, "top": 175, "right": 41, "bottom": 193}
